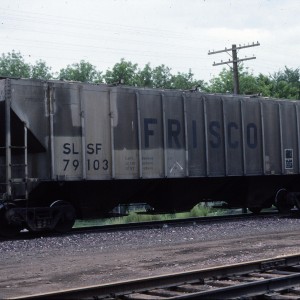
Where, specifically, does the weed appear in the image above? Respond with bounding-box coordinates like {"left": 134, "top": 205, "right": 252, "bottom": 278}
{"left": 74, "top": 203, "right": 223, "bottom": 228}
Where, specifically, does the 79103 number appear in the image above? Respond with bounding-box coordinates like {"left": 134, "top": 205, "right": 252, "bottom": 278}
{"left": 63, "top": 159, "right": 109, "bottom": 171}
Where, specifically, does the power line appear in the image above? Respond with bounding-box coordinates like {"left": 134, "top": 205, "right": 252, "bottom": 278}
{"left": 208, "top": 42, "right": 260, "bottom": 94}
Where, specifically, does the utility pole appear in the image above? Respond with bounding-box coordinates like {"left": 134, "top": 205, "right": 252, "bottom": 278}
{"left": 208, "top": 42, "right": 260, "bottom": 94}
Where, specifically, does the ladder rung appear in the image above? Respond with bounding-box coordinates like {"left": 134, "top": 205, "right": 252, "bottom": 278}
{"left": 28, "top": 178, "right": 39, "bottom": 182}
{"left": 0, "top": 146, "right": 27, "bottom": 149}
{"left": 0, "top": 164, "right": 28, "bottom": 167}
{"left": 10, "top": 146, "right": 27, "bottom": 149}
{"left": 10, "top": 178, "right": 26, "bottom": 183}
{"left": 0, "top": 146, "right": 25, "bottom": 149}
{"left": 9, "top": 178, "right": 38, "bottom": 183}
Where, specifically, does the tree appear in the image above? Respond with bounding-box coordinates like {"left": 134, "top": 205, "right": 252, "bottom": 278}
{"left": 136, "top": 63, "right": 153, "bottom": 87}
{"left": 31, "top": 60, "right": 53, "bottom": 80}
{"left": 0, "top": 51, "right": 53, "bottom": 79}
{"left": 208, "top": 65, "right": 300, "bottom": 99}
{"left": 0, "top": 51, "right": 31, "bottom": 78}
{"left": 255, "top": 73, "right": 273, "bottom": 97}
{"left": 170, "top": 69, "right": 207, "bottom": 91}
{"left": 103, "top": 58, "right": 138, "bottom": 85}
{"left": 208, "top": 68, "right": 233, "bottom": 93}
{"left": 270, "top": 67, "right": 300, "bottom": 99}
{"left": 208, "top": 65, "right": 260, "bottom": 95}
{"left": 238, "top": 67, "right": 259, "bottom": 95}
{"left": 59, "top": 60, "right": 102, "bottom": 83}
{"left": 152, "top": 64, "right": 172, "bottom": 88}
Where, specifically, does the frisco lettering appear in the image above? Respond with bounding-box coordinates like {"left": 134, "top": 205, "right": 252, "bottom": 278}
{"left": 144, "top": 118, "right": 258, "bottom": 149}
{"left": 62, "top": 118, "right": 258, "bottom": 152}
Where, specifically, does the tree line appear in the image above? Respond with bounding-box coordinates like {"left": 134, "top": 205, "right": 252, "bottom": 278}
{"left": 0, "top": 50, "right": 299, "bottom": 99}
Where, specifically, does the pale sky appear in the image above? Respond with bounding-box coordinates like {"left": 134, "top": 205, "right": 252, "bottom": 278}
{"left": 0, "top": 0, "right": 299, "bottom": 82}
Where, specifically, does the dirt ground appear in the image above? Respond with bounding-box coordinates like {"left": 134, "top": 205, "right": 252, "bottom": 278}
{"left": 1, "top": 219, "right": 300, "bottom": 299}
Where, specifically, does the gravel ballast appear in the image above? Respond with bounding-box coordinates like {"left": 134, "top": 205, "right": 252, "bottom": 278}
{"left": 1, "top": 216, "right": 300, "bottom": 298}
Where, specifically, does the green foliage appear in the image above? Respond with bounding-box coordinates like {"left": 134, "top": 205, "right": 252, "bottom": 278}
{"left": 0, "top": 51, "right": 31, "bottom": 78}
{"left": 256, "top": 73, "right": 273, "bottom": 96}
{"left": 59, "top": 60, "right": 102, "bottom": 83}
{"left": 208, "top": 65, "right": 300, "bottom": 99}
{"left": 209, "top": 68, "right": 233, "bottom": 94}
{"left": 152, "top": 64, "right": 172, "bottom": 88}
{"left": 135, "top": 63, "right": 153, "bottom": 87}
{"left": 238, "top": 67, "right": 259, "bottom": 95}
{"left": 0, "top": 50, "right": 299, "bottom": 100}
{"left": 209, "top": 65, "right": 259, "bottom": 95}
{"left": 103, "top": 58, "right": 138, "bottom": 85}
{"left": 110, "top": 212, "right": 163, "bottom": 224}
{"left": 31, "top": 60, "right": 53, "bottom": 80}
{"left": 189, "top": 204, "right": 214, "bottom": 217}
{"left": 74, "top": 204, "right": 222, "bottom": 227}
{"left": 171, "top": 69, "right": 208, "bottom": 91}
{"left": 0, "top": 51, "right": 53, "bottom": 79}
{"left": 270, "top": 67, "right": 300, "bottom": 99}
{"left": 103, "top": 59, "right": 207, "bottom": 90}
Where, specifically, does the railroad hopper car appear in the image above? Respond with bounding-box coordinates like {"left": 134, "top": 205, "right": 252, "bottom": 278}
{"left": 0, "top": 77, "right": 300, "bottom": 235}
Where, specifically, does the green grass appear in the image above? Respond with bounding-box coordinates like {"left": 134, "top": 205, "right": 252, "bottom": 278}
{"left": 74, "top": 203, "right": 224, "bottom": 228}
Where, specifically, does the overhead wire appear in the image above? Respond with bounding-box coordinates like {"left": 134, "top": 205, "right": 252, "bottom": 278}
{"left": 0, "top": 7, "right": 298, "bottom": 80}
{"left": 0, "top": 8, "right": 216, "bottom": 78}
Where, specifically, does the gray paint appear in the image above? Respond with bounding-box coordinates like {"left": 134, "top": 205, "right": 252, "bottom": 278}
{"left": 1, "top": 78, "right": 300, "bottom": 187}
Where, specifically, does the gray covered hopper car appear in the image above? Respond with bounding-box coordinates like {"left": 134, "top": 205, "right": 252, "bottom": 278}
{"left": 0, "top": 78, "right": 300, "bottom": 235}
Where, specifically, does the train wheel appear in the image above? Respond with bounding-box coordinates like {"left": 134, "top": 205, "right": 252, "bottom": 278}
{"left": 275, "top": 188, "right": 294, "bottom": 214}
{"left": 50, "top": 200, "right": 76, "bottom": 233}
{"left": 0, "top": 204, "right": 21, "bottom": 237}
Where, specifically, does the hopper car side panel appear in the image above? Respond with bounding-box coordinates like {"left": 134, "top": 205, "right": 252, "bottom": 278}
{"left": 139, "top": 91, "right": 164, "bottom": 178}
{"left": 262, "top": 101, "right": 281, "bottom": 174}
{"left": 26, "top": 82, "right": 299, "bottom": 182}
{"left": 2, "top": 79, "right": 300, "bottom": 184}
{"left": 280, "top": 101, "right": 299, "bottom": 173}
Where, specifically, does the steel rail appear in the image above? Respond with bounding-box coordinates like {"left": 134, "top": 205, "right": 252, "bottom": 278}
{"left": 7, "top": 210, "right": 282, "bottom": 241}
{"left": 2, "top": 209, "right": 293, "bottom": 242}
{"left": 11, "top": 253, "right": 300, "bottom": 300}
{"left": 176, "top": 273, "right": 300, "bottom": 299}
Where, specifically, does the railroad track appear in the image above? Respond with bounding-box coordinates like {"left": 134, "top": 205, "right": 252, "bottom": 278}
{"left": 12, "top": 254, "right": 300, "bottom": 299}
{"left": 3, "top": 210, "right": 284, "bottom": 240}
